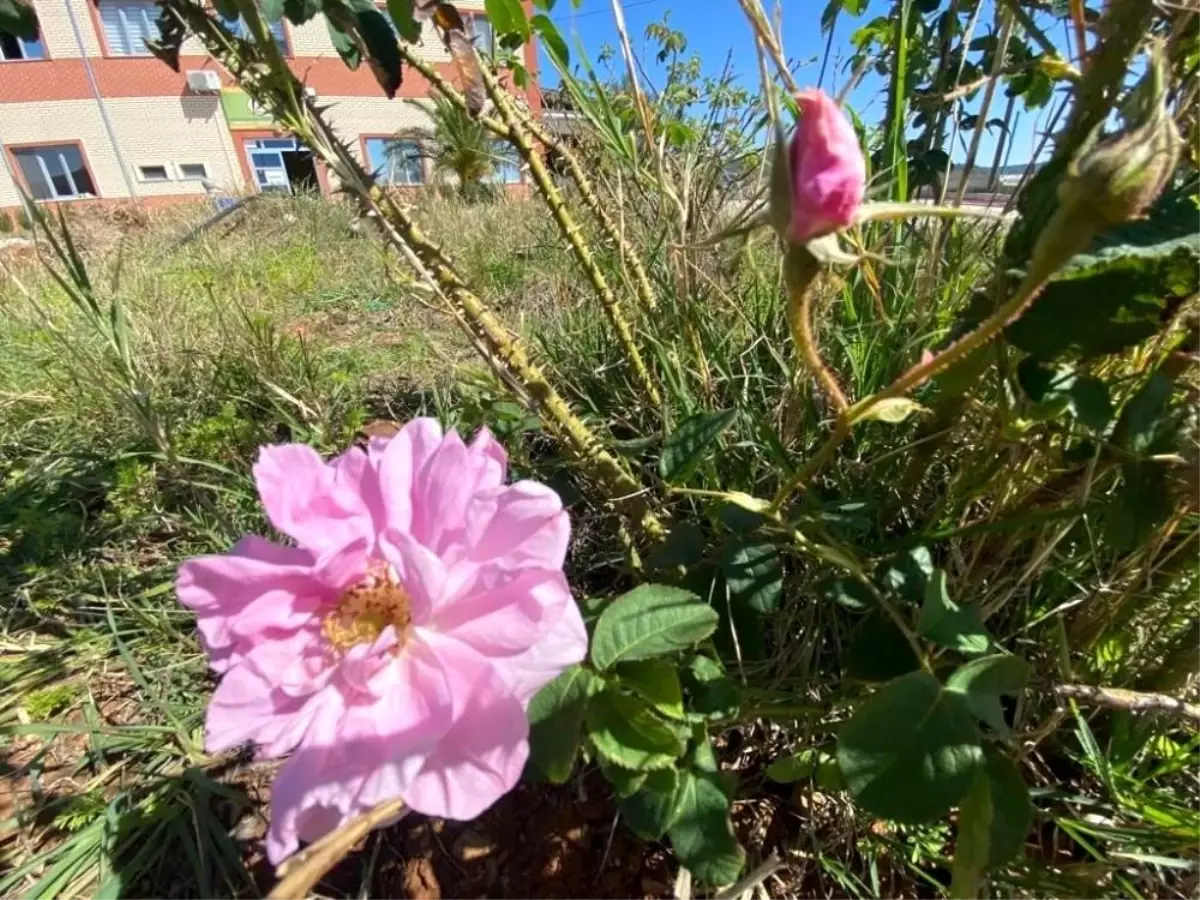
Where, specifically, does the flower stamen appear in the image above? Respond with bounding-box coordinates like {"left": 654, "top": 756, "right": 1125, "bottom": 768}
{"left": 321, "top": 564, "right": 412, "bottom": 652}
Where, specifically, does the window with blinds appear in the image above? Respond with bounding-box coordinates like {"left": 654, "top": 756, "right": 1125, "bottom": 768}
{"left": 97, "top": 0, "right": 160, "bottom": 56}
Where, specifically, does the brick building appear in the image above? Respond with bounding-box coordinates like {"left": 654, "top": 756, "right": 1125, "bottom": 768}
{"left": 0, "top": 0, "right": 536, "bottom": 210}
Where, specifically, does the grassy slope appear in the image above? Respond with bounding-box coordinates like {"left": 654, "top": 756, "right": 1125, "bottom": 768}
{"left": 0, "top": 194, "right": 1195, "bottom": 899}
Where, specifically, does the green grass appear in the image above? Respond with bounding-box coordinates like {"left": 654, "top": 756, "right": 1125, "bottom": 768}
{"left": 1, "top": 178, "right": 1195, "bottom": 899}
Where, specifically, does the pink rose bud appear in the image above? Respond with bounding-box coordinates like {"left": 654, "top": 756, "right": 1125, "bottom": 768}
{"left": 771, "top": 89, "right": 866, "bottom": 246}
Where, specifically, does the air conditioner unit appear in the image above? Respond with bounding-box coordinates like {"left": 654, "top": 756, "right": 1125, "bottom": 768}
{"left": 186, "top": 70, "right": 222, "bottom": 93}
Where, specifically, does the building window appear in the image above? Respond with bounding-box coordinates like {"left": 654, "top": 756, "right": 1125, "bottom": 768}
{"left": 488, "top": 141, "right": 521, "bottom": 184}
{"left": 12, "top": 145, "right": 97, "bottom": 200}
{"left": 220, "top": 12, "right": 289, "bottom": 53}
{"left": 97, "top": 0, "right": 160, "bottom": 56}
{"left": 136, "top": 164, "right": 170, "bottom": 182}
{"left": 177, "top": 162, "right": 209, "bottom": 180}
{"left": 469, "top": 15, "right": 493, "bottom": 54}
{"left": 0, "top": 29, "right": 45, "bottom": 60}
{"left": 364, "top": 137, "right": 424, "bottom": 186}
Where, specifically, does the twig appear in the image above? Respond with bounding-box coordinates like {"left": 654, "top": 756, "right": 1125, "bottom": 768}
{"left": 269, "top": 798, "right": 406, "bottom": 899}
{"left": 1054, "top": 684, "right": 1200, "bottom": 723}
{"left": 715, "top": 855, "right": 785, "bottom": 900}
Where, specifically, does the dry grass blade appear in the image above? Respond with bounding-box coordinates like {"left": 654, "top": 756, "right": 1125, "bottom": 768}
{"left": 269, "top": 798, "right": 406, "bottom": 899}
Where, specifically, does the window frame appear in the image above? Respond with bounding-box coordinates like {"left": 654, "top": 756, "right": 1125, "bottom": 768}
{"left": 94, "top": 0, "right": 161, "bottom": 57}
{"left": 8, "top": 142, "right": 99, "bottom": 202}
{"left": 0, "top": 28, "right": 46, "bottom": 61}
{"left": 176, "top": 162, "right": 210, "bottom": 181}
{"left": 362, "top": 135, "right": 426, "bottom": 187}
{"left": 135, "top": 163, "right": 172, "bottom": 183}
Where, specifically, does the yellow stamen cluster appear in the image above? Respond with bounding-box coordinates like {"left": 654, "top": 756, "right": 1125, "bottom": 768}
{"left": 321, "top": 565, "right": 413, "bottom": 653}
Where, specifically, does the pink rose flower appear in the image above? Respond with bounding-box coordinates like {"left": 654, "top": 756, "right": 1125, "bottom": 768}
{"left": 176, "top": 419, "right": 587, "bottom": 863}
{"left": 785, "top": 89, "right": 866, "bottom": 244}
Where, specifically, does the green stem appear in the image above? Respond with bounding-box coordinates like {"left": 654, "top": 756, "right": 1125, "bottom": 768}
{"left": 477, "top": 62, "right": 664, "bottom": 414}
{"left": 395, "top": 43, "right": 660, "bottom": 315}
{"left": 772, "top": 199, "right": 1098, "bottom": 511}
{"left": 786, "top": 247, "right": 849, "bottom": 414}
{"left": 167, "top": 0, "right": 667, "bottom": 542}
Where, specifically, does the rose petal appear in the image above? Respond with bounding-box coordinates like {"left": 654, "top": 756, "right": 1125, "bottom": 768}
{"left": 464, "top": 481, "right": 569, "bottom": 570}
{"left": 254, "top": 444, "right": 372, "bottom": 554}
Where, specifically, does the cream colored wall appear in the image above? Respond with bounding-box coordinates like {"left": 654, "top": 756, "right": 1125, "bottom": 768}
{"left": 42, "top": 0, "right": 208, "bottom": 57}
{"left": 0, "top": 96, "right": 245, "bottom": 206}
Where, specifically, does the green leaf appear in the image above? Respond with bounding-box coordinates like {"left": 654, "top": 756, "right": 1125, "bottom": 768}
{"left": 530, "top": 13, "right": 568, "bottom": 65}
{"left": 1113, "top": 371, "right": 1175, "bottom": 455}
{"left": 838, "top": 671, "right": 984, "bottom": 822}
{"left": 982, "top": 748, "right": 1033, "bottom": 867}
{"left": 1016, "top": 358, "right": 1113, "bottom": 429}
{"left": 918, "top": 570, "right": 991, "bottom": 655}
{"left": 658, "top": 409, "right": 738, "bottom": 483}
{"left": 845, "top": 611, "right": 921, "bottom": 682}
{"left": 667, "top": 770, "right": 746, "bottom": 886}
{"left": 585, "top": 688, "right": 684, "bottom": 771}
{"left": 766, "top": 749, "right": 819, "bottom": 783}
{"left": 682, "top": 654, "right": 740, "bottom": 721}
{"left": 326, "top": 18, "right": 361, "bottom": 68}
{"left": 875, "top": 546, "right": 934, "bottom": 604}
{"left": 282, "top": 0, "right": 321, "bottom": 24}
{"left": 0, "top": 0, "right": 38, "bottom": 41}
{"left": 260, "top": 0, "right": 285, "bottom": 22}
{"left": 353, "top": 6, "right": 402, "bottom": 97}
{"left": 532, "top": 0, "right": 556, "bottom": 8}
{"left": 949, "top": 765, "right": 992, "bottom": 900}
{"left": 647, "top": 521, "right": 707, "bottom": 573}
{"left": 721, "top": 536, "right": 783, "bottom": 613}
{"left": 484, "top": 0, "right": 529, "bottom": 38}
{"left": 619, "top": 769, "right": 680, "bottom": 839}
{"left": 600, "top": 759, "right": 647, "bottom": 799}
{"left": 860, "top": 397, "right": 928, "bottom": 424}
{"left": 820, "top": 576, "right": 872, "bottom": 611}
{"left": 528, "top": 665, "right": 602, "bottom": 783}
{"left": 1103, "top": 461, "right": 1172, "bottom": 551}
{"left": 386, "top": 0, "right": 422, "bottom": 42}
{"left": 619, "top": 659, "right": 685, "bottom": 720}
{"left": 1006, "top": 236, "right": 1199, "bottom": 361}
{"left": 946, "top": 654, "right": 1029, "bottom": 736}
{"left": 591, "top": 584, "right": 718, "bottom": 670}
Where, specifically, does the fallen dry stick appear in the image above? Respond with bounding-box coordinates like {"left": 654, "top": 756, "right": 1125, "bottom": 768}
{"left": 268, "top": 798, "right": 407, "bottom": 899}
{"left": 1055, "top": 684, "right": 1200, "bottom": 724}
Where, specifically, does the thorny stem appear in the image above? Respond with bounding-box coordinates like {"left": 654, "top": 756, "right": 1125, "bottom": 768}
{"left": 175, "top": 0, "right": 666, "bottom": 542}
{"left": 393, "top": 43, "right": 660, "bottom": 315}
{"left": 772, "top": 198, "right": 1100, "bottom": 512}
{"left": 785, "top": 247, "right": 850, "bottom": 414}
{"left": 1054, "top": 684, "right": 1200, "bottom": 724}
{"left": 477, "top": 62, "right": 665, "bottom": 414}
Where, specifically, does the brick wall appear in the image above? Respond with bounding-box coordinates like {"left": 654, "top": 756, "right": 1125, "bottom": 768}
{"left": 0, "top": 95, "right": 243, "bottom": 206}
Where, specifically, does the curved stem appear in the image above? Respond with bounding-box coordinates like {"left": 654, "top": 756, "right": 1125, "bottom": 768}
{"left": 787, "top": 248, "right": 849, "bottom": 414}
{"left": 772, "top": 200, "right": 1097, "bottom": 511}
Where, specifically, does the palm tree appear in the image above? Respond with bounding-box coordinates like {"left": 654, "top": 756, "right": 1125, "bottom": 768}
{"left": 427, "top": 95, "right": 494, "bottom": 196}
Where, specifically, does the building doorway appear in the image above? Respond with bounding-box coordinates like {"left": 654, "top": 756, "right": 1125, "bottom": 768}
{"left": 242, "top": 137, "right": 319, "bottom": 193}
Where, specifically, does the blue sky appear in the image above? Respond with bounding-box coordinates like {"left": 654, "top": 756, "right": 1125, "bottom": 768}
{"left": 540, "top": 0, "right": 1070, "bottom": 166}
